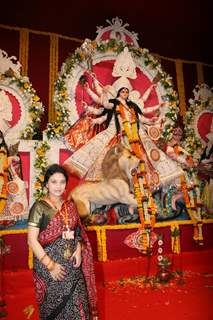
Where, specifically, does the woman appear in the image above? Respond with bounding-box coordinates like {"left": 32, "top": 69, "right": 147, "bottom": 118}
{"left": 28, "top": 164, "right": 98, "bottom": 319}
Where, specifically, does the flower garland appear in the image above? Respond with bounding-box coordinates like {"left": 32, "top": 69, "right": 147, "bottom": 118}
{"left": 33, "top": 141, "right": 50, "bottom": 200}
{"left": 170, "top": 224, "right": 181, "bottom": 254}
{"left": 117, "top": 103, "right": 147, "bottom": 226}
{"left": 118, "top": 103, "right": 160, "bottom": 226}
{"left": 45, "top": 39, "right": 179, "bottom": 141}
{"left": 156, "top": 235, "right": 165, "bottom": 264}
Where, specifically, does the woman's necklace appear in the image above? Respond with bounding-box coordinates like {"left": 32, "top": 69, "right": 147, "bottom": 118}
{"left": 60, "top": 204, "right": 75, "bottom": 240}
{"left": 59, "top": 203, "right": 75, "bottom": 259}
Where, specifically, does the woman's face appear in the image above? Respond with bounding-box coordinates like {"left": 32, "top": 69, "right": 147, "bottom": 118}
{"left": 119, "top": 88, "right": 129, "bottom": 100}
{"left": 46, "top": 172, "right": 67, "bottom": 199}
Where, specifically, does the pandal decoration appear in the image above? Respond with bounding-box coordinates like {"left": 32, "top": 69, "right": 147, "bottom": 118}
{"left": 0, "top": 49, "right": 45, "bottom": 143}
{"left": 124, "top": 227, "right": 157, "bottom": 255}
{"left": 181, "top": 84, "right": 213, "bottom": 243}
{"left": 33, "top": 141, "right": 50, "bottom": 200}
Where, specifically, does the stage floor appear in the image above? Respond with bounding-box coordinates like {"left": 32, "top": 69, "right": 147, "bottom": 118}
{"left": 1, "top": 249, "right": 213, "bottom": 320}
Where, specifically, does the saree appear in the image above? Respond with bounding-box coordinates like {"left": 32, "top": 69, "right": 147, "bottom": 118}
{"left": 28, "top": 200, "right": 98, "bottom": 319}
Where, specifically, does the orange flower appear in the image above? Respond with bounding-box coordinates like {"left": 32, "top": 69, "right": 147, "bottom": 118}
{"left": 38, "top": 175, "right": 44, "bottom": 182}
{"left": 33, "top": 95, "right": 40, "bottom": 102}
{"left": 36, "top": 148, "right": 45, "bottom": 157}
{"left": 91, "top": 41, "right": 97, "bottom": 48}
{"left": 34, "top": 181, "right": 41, "bottom": 189}
{"left": 23, "top": 82, "right": 30, "bottom": 89}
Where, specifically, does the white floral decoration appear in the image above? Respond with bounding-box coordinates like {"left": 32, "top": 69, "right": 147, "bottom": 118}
{"left": 0, "top": 74, "right": 45, "bottom": 141}
{"left": 182, "top": 84, "right": 213, "bottom": 159}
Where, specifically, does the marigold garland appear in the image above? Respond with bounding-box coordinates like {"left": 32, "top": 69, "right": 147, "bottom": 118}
{"left": 170, "top": 224, "right": 181, "bottom": 254}
{"left": 33, "top": 141, "right": 50, "bottom": 200}
{"left": 117, "top": 103, "right": 147, "bottom": 227}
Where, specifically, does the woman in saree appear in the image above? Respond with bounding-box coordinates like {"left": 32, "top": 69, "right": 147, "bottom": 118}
{"left": 28, "top": 164, "right": 98, "bottom": 319}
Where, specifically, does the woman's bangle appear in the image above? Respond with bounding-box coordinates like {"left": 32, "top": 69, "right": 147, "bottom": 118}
{"left": 46, "top": 259, "right": 55, "bottom": 272}
{"left": 39, "top": 253, "right": 47, "bottom": 263}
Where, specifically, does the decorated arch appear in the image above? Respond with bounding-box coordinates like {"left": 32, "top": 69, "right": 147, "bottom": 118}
{"left": 0, "top": 49, "right": 45, "bottom": 221}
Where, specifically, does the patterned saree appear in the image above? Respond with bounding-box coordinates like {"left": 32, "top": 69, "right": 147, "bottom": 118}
{"left": 28, "top": 200, "right": 98, "bottom": 320}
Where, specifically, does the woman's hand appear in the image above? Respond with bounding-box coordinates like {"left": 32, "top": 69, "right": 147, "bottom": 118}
{"left": 49, "top": 262, "right": 66, "bottom": 281}
{"left": 71, "top": 250, "right": 82, "bottom": 268}
{"left": 71, "top": 243, "right": 82, "bottom": 268}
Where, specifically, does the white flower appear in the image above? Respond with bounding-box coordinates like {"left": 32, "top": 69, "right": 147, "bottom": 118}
{"left": 158, "top": 247, "right": 163, "bottom": 254}
{"left": 158, "top": 239, "right": 163, "bottom": 246}
{"left": 157, "top": 255, "right": 163, "bottom": 261}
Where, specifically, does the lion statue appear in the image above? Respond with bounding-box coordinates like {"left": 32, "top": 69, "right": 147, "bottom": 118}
{"left": 68, "top": 144, "right": 139, "bottom": 221}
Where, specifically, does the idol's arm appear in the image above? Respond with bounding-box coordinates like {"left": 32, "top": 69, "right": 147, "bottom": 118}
{"left": 141, "top": 84, "right": 155, "bottom": 102}
{"left": 87, "top": 105, "right": 104, "bottom": 115}
{"left": 86, "top": 86, "right": 102, "bottom": 104}
{"left": 142, "top": 104, "right": 160, "bottom": 114}
{"left": 93, "top": 77, "right": 104, "bottom": 97}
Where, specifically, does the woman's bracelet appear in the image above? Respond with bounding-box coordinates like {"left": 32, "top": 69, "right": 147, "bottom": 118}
{"left": 46, "top": 259, "right": 55, "bottom": 272}
{"left": 39, "top": 252, "right": 47, "bottom": 263}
